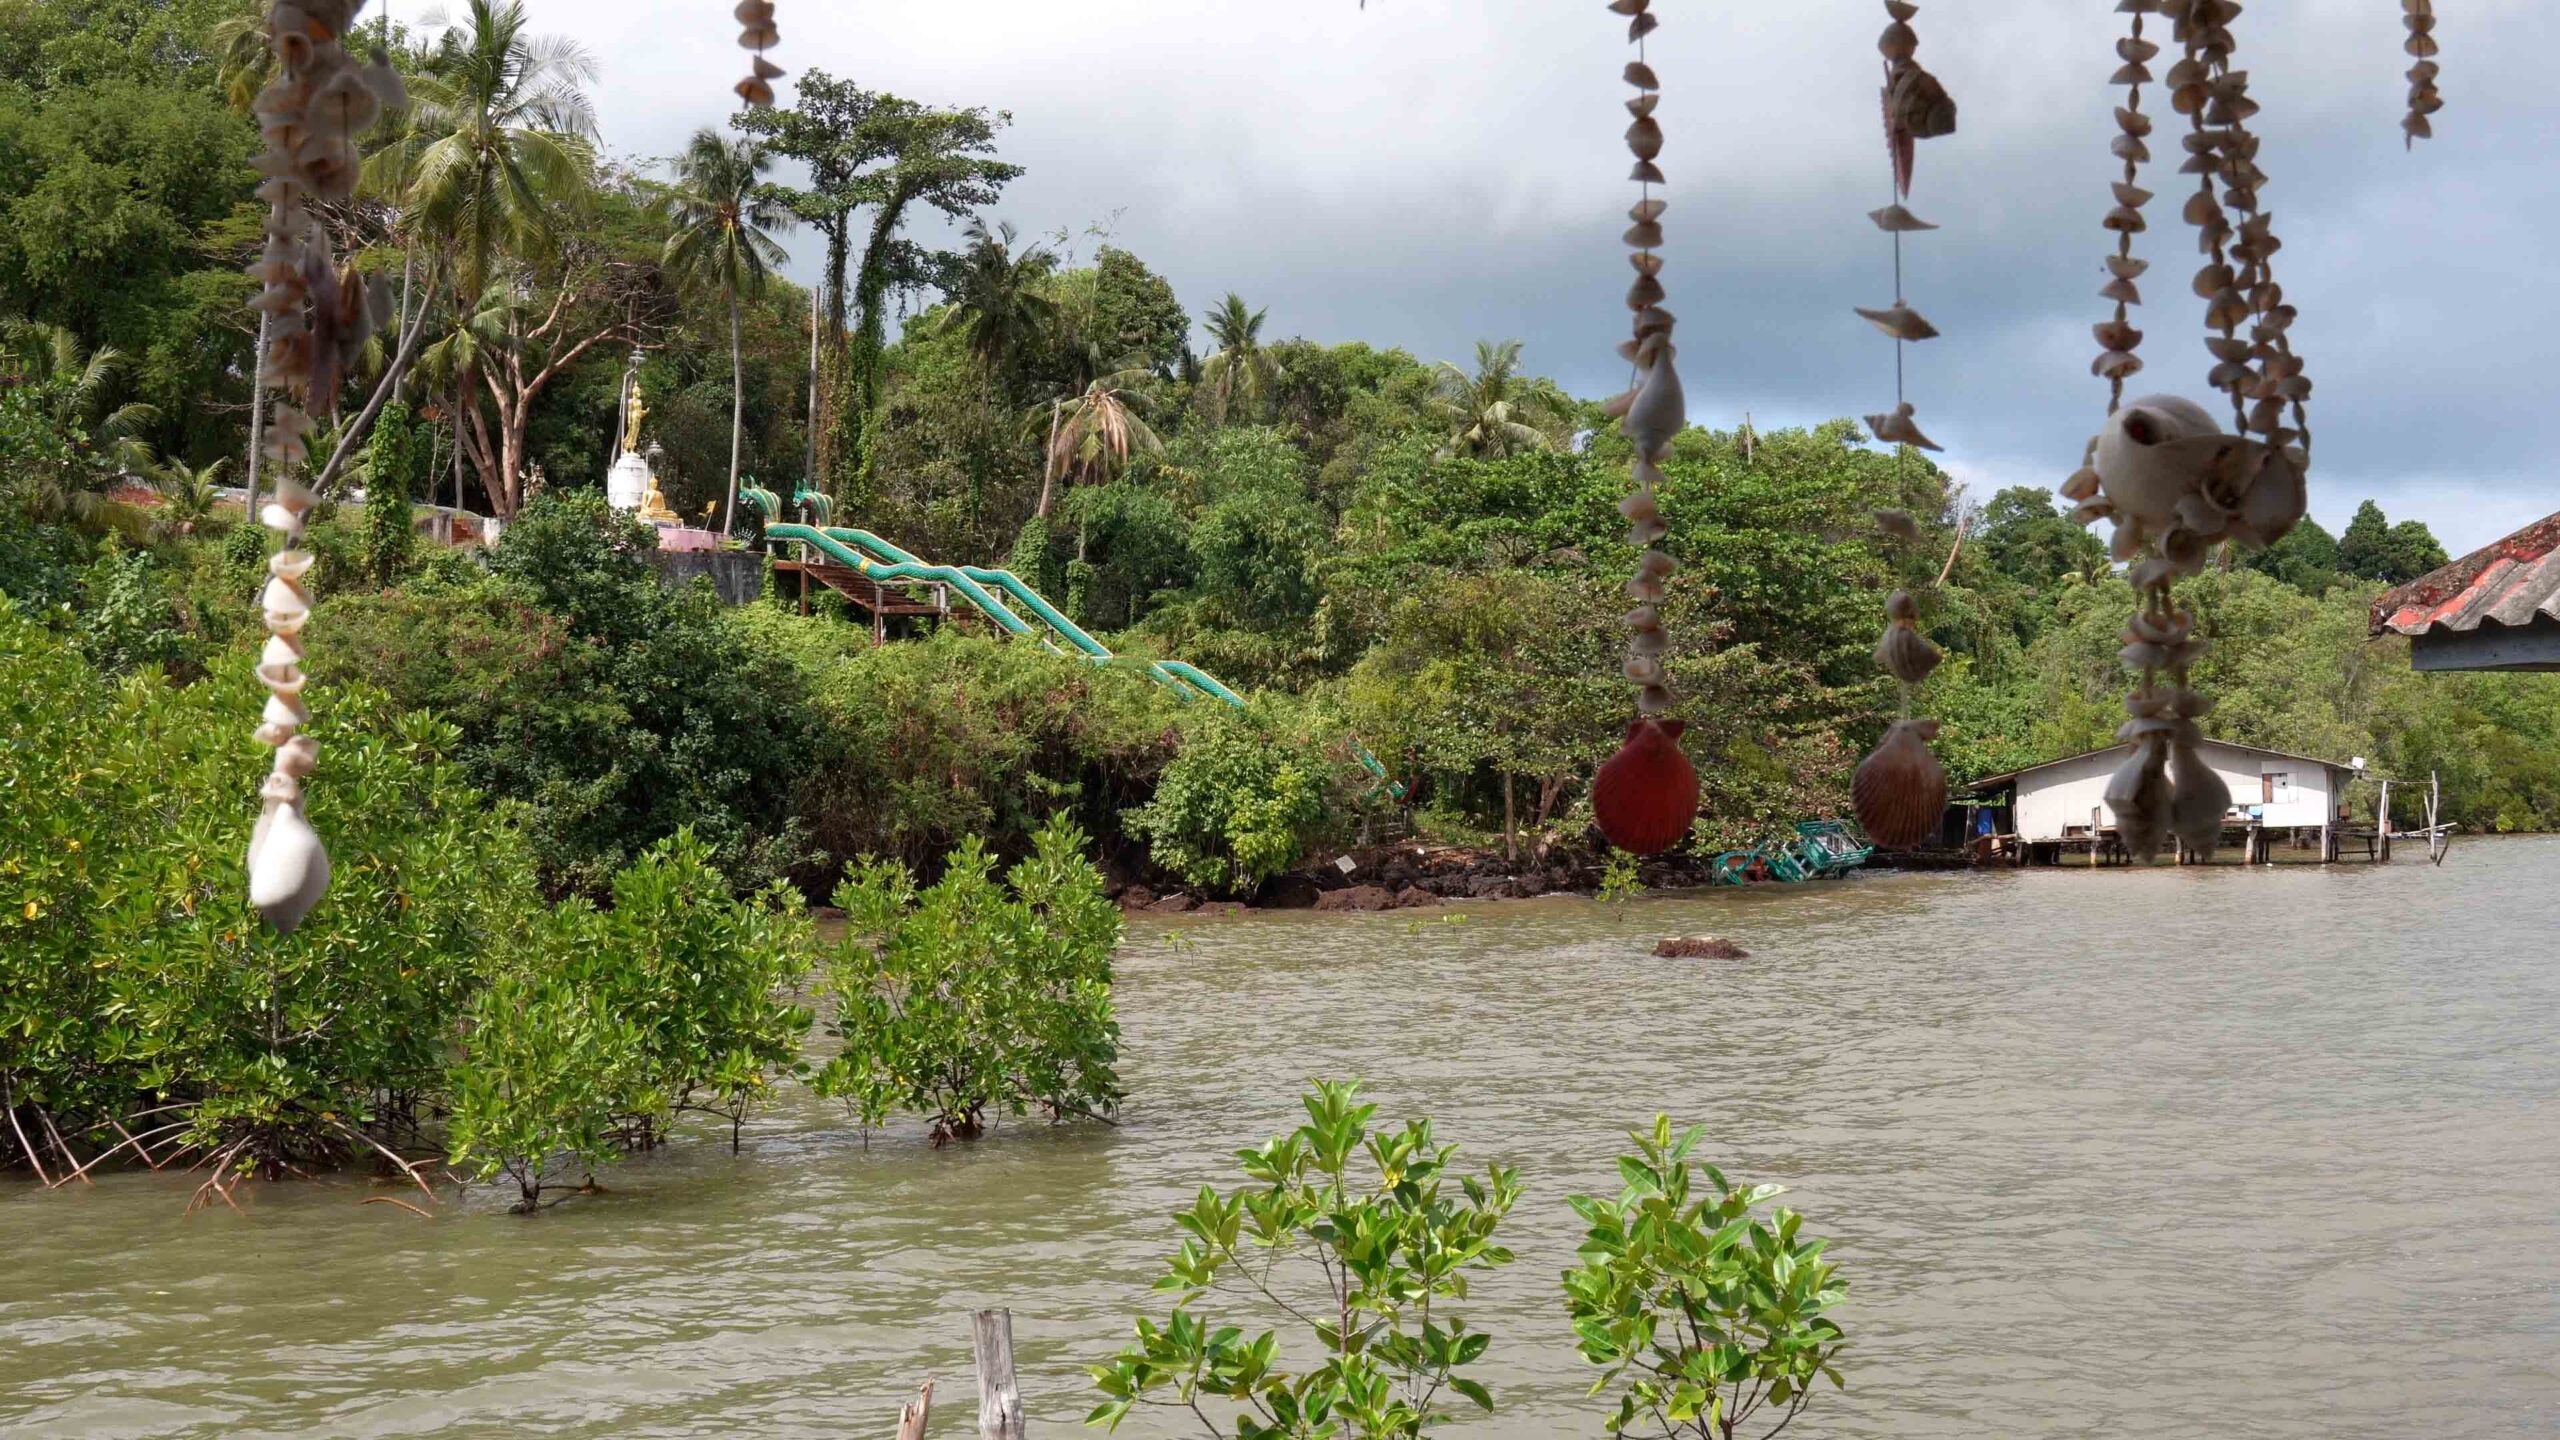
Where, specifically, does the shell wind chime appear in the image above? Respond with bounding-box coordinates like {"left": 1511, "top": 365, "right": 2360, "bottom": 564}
{"left": 2401, "top": 2, "right": 2442, "bottom": 147}
{"left": 732, "top": 1, "right": 784, "bottom": 108}
{"left": 2055, "top": 0, "right": 2312, "bottom": 863}
{"left": 1849, "top": 1, "right": 1957, "bottom": 853}
{"left": 243, "top": 0, "right": 404, "bottom": 933}
{"left": 1589, "top": 0, "right": 1702, "bottom": 858}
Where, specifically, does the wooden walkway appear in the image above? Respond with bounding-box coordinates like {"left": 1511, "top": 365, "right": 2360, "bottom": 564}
{"left": 773, "top": 558, "right": 956, "bottom": 644}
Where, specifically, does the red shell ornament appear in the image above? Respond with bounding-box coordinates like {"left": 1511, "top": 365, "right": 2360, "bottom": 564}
{"left": 1592, "top": 716, "right": 1700, "bottom": 856}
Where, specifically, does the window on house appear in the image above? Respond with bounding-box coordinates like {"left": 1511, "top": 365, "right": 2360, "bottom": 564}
{"left": 2263, "top": 771, "right": 2294, "bottom": 804}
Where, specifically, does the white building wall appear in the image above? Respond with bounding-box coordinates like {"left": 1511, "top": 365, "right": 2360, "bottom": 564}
{"left": 2011, "top": 742, "right": 2344, "bottom": 841}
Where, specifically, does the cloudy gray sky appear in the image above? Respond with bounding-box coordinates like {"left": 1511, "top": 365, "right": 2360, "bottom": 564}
{"left": 524, "top": 0, "right": 2553, "bottom": 553}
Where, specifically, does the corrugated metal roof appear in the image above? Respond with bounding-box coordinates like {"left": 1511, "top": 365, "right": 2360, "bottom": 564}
{"left": 2371, "top": 509, "right": 2560, "bottom": 638}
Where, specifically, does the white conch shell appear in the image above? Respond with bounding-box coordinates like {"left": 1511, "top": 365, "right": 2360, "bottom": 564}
{"left": 2168, "top": 744, "right": 2231, "bottom": 857}
{"left": 1855, "top": 303, "right": 1939, "bottom": 342}
{"left": 1865, "top": 401, "right": 1941, "bottom": 451}
{"left": 2104, "top": 738, "right": 2173, "bottom": 862}
{"left": 1621, "top": 348, "right": 1686, "bottom": 461}
{"left": 247, "top": 796, "right": 332, "bottom": 936}
{"left": 2093, "top": 394, "right": 2223, "bottom": 528}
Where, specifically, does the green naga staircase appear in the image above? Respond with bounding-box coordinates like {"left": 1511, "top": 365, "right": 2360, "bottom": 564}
{"left": 740, "top": 487, "right": 1398, "bottom": 793}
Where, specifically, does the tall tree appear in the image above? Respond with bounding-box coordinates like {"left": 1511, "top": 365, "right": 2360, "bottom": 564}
{"left": 375, "top": 0, "right": 596, "bottom": 514}
{"left": 2338, "top": 498, "right": 2451, "bottom": 584}
{"left": 1199, "top": 293, "right": 1279, "bottom": 425}
{"left": 732, "top": 74, "right": 1019, "bottom": 481}
{"left": 1427, "top": 339, "right": 1568, "bottom": 460}
{"left": 938, "top": 219, "right": 1056, "bottom": 533}
{"left": 660, "top": 129, "right": 794, "bottom": 536}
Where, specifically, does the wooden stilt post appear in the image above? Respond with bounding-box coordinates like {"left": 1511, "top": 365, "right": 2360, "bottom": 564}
{"left": 2378, "top": 778, "right": 2392, "bottom": 863}
{"left": 973, "top": 1309, "right": 1027, "bottom": 1440}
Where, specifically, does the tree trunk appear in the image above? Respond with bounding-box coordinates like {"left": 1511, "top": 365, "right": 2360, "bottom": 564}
{"left": 1034, "top": 399, "right": 1061, "bottom": 519}
{"left": 243, "top": 311, "right": 271, "bottom": 524}
{"left": 1503, "top": 771, "right": 1518, "bottom": 864}
{"left": 724, "top": 287, "right": 743, "bottom": 537}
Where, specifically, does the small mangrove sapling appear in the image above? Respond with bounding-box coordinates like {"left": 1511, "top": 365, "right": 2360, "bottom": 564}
{"left": 1563, "top": 1116, "right": 1850, "bottom": 1440}
{"left": 1088, "top": 1080, "right": 1521, "bottom": 1440}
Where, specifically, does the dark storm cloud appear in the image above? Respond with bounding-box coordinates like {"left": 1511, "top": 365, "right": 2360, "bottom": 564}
{"left": 559, "top": 0, "right": 2552, "bottom": 551}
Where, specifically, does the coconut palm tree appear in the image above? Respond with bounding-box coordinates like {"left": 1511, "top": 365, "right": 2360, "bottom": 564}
{"left": 938, "top": 219, "right": 1057, "bottom": 531}
{"left": 1036, "top": 367, "right": 1162, "bottom": 519}
{"left": 1198, "top": 293, "right": 1280, "bottom": 425}
{"left": 0, "top": 323, "right": 161, "bottom": 532}
{"left": 660, "top": 129, "right": 794, "bottom": 536}
{"left": 148, "top": 458, "right": 227, "bottom": 539}
{"left": 1429, "top": 339, "right": 1570, "bottom": 460}
{"left": 381, "top": 0, "right": 597, "bottom": 302}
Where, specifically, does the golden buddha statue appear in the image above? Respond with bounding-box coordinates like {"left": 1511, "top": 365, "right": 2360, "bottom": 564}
{"left": 634, "top": 439, "right": 680, "bottom": 525}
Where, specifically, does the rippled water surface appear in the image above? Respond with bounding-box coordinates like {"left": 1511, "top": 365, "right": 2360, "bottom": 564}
{"left": 7, "top": 838, "right": 2559, "bottom": 1439}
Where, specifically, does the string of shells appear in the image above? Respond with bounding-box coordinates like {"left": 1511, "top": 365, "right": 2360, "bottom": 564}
{"left": 2056, "top": 0, "right": 2311, "bottom": 863}
{"left": 1850, "top": 1, "right": 1956, "bottom": 853}
{"left": 1600, "top": 0, "right": 1684, "bottom": 720}
{"left": 1587, "top": 0, "right": 1702, "bottom": 860}
{"left": 2402, "top": 1, "right": 2440, "bottom": 147}
{"left": 244, "top": 0, "right": 404, "bottom": 933}
{"left": 733, "top": 1, "right": 784, "bottom": 108}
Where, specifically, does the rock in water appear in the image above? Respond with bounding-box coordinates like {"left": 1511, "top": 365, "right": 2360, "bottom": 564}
{"left": 1655, "top": 936, "right": 1749, "bottom": 959}
{"left": 1593, "top": 716, "right": 1700, "bottom": 856}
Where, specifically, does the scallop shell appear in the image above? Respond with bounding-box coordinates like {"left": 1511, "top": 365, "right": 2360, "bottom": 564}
{"left": 1852, "top": 719, "right": 1946, "bottom": 851}
{"left": 1876, "top": 620, "right": 1943, "bottom": 685}
{"left": 1884, "top": 588, "right": 1922, "bottom": 621}
{"left": 1592, "top": 717, "right": 1699, "bottom": 857}
{"left": 1875, "top": 511, "right": 1924, "bottom": 544}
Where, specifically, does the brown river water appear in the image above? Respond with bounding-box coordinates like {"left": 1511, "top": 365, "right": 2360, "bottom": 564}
{"left": 5, "top": 837, "right": 2557, "bottom": 1438}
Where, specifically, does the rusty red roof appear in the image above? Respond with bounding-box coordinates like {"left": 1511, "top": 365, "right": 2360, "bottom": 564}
{"left": 2371, "top": 509, "right": 2560, "bottom": 638}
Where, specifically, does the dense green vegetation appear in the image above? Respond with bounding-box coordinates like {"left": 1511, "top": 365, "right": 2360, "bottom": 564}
{"left": 0, "top": 594, "right": 1123, "bottom": 1200}
{"left": 3, "top": 0, "right": 2550, "bottom": 918}
{"left": 3, "top": 0, "right": 2556, "bottom": 1209}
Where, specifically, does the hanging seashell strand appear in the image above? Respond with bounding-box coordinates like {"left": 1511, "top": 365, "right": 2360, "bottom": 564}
{"left": 1589, "top": 0, "right": 1700, "bottom": 858}
{"left": 244, "top": 0, "right": 404, "bottom": 933}
{"left": 2060, "top": 0, "right": 2312, "bottom": 863}
{"left": 2401, "top": 1, "right": 2441, "bottom": 147}
{"left": 1850, "top": 3, "right": 1958, "bottom": 852}
{"left": 733, "top": 1, "right": 784, "bottom": 108}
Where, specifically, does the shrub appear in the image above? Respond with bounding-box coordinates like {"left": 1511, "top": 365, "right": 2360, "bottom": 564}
{"left": 559, "top": 829, "right": 813, "bottom": 1146}
{"left": 0, "top": 597, "right": 545, "bottom": 1193}
{"left": 445, "top": 963, "right": 651, "bottom": 1212}
{"left": 1562, "top": 1118, "right": 1851, "bottom": 1440}
{"left": 1089, "top": 1080, "right": 1521, "bottom": 1439}
{"left": 814, "top": 817, "right": 1122, "bottom": 1142}
{"left": 308, "top": 491, "right": 821, "bottom": 895}
{"left": 739, "top": 608, "right": 1183, "bottom": 876}
{"left": 1125, "top": 709, "right": 1330, "bottom": 895}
